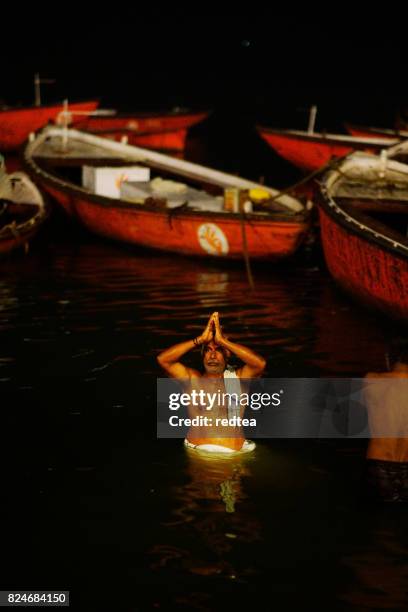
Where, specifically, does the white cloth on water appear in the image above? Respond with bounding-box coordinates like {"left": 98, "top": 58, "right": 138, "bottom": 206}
{"left": 184, "top": 438, "right": 256, "bottom": 454}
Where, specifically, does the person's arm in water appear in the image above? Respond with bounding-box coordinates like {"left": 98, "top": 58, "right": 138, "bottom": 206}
{"left": 213, "top": 312, "right": 266, "bottom": 378}
{"left": 157, "top": 314, "right": 214, "bottom": 378}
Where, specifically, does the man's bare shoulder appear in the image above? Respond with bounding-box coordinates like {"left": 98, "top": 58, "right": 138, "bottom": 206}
{"left": 364, "top": 371, "right": 408, "bottom": 380}
{"left": 235, "top": 366, "right": 260, "bottom": 379}
{"left": 364, "top": 372, "right": 389, "bottom": 379}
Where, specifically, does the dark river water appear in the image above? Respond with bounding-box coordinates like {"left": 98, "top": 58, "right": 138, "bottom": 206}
{"left": 1, "top": 126, "right": 408, "bottom": 611}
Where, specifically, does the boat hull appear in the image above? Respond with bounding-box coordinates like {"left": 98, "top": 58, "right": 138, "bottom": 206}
{"left": 258, "top": 129, "right": 390, "bottom": 172}
{"left": 38, "top": 181, "right": 308, "bottom": 260}
{"left": 77, "top": 111, "right": 208, "bottom": 151}
{"left": 81, "top": 128, "right": 188, "bottom": 151}
{"left": 0, "top": 174, "right": 48, "bottom": 255}
{"left": 318, "top": 205, "right": 408, "bottom": 320}
{"left": 345, "top": 124, "right": 405, "bottom": 140}
{"left": 0, "top": 101, "right": 99, "bottom": 151}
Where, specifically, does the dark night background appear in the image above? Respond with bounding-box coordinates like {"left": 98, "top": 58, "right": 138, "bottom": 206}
{"left": 3, "top": 8, "right": 407, "bottom": 127}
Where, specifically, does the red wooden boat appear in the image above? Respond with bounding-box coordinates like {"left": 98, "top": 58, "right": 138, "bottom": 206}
{"left": 318, "top": 151, "right": 408, "bottom": 320}
{"left": 76, "top": 109, "right": 209, "bottom": 152}
{"left": 0, "top": 161, "right": 48, "bottom": 254}
{"left": 23, "top": 127, "right": 310, "bottom": 261}
{"left": 257, "top": 126, "right": 397, "bottom": 172}
{"left": 0, "top": 100, "right": 99, "bottom": 151}
{"left": 345, "top": 122, "right": 408, "bottom": 141}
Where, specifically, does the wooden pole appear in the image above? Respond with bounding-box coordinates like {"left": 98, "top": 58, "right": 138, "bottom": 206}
{"left": 308, "top": 105, "right": 317, "bottom": 134}
{"left": 34, "top": 73, "right": 41, "bottom": 107}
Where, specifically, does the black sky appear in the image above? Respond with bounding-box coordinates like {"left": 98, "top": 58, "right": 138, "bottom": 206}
{"left": 3, "top": 7, "right": 407, "bottom": 123}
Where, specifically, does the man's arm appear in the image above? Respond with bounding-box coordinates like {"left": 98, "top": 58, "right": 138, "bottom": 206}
{"left": 223, "top": 339, "right": 266, "bottom": 378}
{"left": 213, "top": 312, "right": 266, "bottom": 378}
{"left": 157, "top": 338, "right": 201, "bottom": 378}
{"left": 157, "top": 314, "right": 215, "bottom": 378}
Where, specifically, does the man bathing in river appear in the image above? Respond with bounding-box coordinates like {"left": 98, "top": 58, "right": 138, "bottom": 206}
{"left": 157, "top": 312, "right": 266, "bottom": 452}
{"left": 363, "top": 341, "right": 408, "bottom": 502}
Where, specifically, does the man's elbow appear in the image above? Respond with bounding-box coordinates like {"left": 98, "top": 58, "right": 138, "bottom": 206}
{"left": 157, "top": 353, "right": 167, "bottom": 369}
{"left": 157, "top": 354, "right": 175, "bottom": 376}
{"left": 252, "top": 358, "right": 266, "bottom": 377}
{"left": 258, "top": 358, "right": 267, "bottom": 375}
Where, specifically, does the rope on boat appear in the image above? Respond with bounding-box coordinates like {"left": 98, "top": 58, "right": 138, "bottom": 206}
{"left": 239, "top": 202, "right": 255, "bottom": 289}
{"left": 267, "top": 152, "right": 354, "bottom": 204}
{"left": 166, "top": 201, "right": 189, "bottom": 229}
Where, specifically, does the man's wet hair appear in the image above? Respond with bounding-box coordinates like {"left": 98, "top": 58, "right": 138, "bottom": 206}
{"left": 388, "top": 337, "right": 408, "bottom": 366}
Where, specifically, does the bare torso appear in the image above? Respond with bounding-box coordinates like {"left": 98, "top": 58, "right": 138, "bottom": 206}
{"left": 364, "top": 370, "right": 408, "bottom": 462}
{"left": 185, "top": 375, "right": 246, "bottom": 450}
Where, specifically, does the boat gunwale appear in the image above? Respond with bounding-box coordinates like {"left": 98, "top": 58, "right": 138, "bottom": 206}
{"left": 257, "top": 125, "right": 399, "bottom": 148}
{"left": 83, "top": 109, "right": 210, "bottom": 121}
{"left": 344, "top": 122, "right": 408, "bottom": 138}
{"left": 81, "top": 125, "right": 190, "bottom": 137}
{"left": 0, "top": 99, "right": 100, "bottom": 117}
{"left": 0, "top": 188, "right": 50, "bottom": 242}
{"left": 319, "top": 166, "right": 408, "bottom": 260}
{"left": 23, "top": 135, "right": 309, "bottom": 227}
{"left": 26, "top": 156, "right": 308, "bottom": 226}
{"left": 26, "top": 126, "right": 307, "bottom": 211}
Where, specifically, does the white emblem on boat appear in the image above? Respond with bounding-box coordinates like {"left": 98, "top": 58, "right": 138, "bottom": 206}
{"left": 197, "top": 223, "right": 229, "bottom": 255}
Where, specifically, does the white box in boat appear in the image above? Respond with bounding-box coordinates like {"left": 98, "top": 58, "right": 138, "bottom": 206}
{"left": 82, "top": 166, "right": 151, "bottom": 199}
{"left": 120, "top": 180, "right": 224, "bottom": 212}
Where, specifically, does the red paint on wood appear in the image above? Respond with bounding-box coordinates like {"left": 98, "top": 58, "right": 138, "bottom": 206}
{"left": 258, "top": 130, "right": 383, "bottom": 172}
{"left": 85, "top": 128, "right": 188, "bottom": 151}
{"left": 0, "top": 101, "right": 99, "bottom": 151}
{"left": 76, "top": 111, "right": 208, "bottom": 151}
{"left": 260, "top": 131, "right": 355, "bottom": 171}
{"left": 319, "top": 206, "right": 408, "bottom": 320}
{"left": 41, "top": 181, "right": 309, "bottom": 260}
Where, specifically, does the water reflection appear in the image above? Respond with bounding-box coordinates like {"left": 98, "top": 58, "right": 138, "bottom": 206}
{"left": 183, "top": 449, "right": 253, "bottom": 514}
{"left": 339, "top": 509, "right": 408, "bottom": 609}
{"left": 311, "top": 284, "right": 389, "bottom": 375}
{"left": 39, "top": 241, "right": 319, "bottom": 372}
{"left": 150, "top": 447, "right": 261, "bottom": 584}
{"left": 195, "top": 272, "right": 229, "bottom": 301}
{"left": 2, "top": 235, "right": 407, "bottom": 609}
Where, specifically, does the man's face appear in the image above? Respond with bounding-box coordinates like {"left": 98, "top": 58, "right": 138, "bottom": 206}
{"left": 203, "top": 341, "right": 226, "bottom": 375}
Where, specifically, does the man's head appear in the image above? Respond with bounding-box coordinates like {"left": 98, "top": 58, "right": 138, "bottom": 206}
{"left": 202, "top": 340, "right": 230, "bottom": 375}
